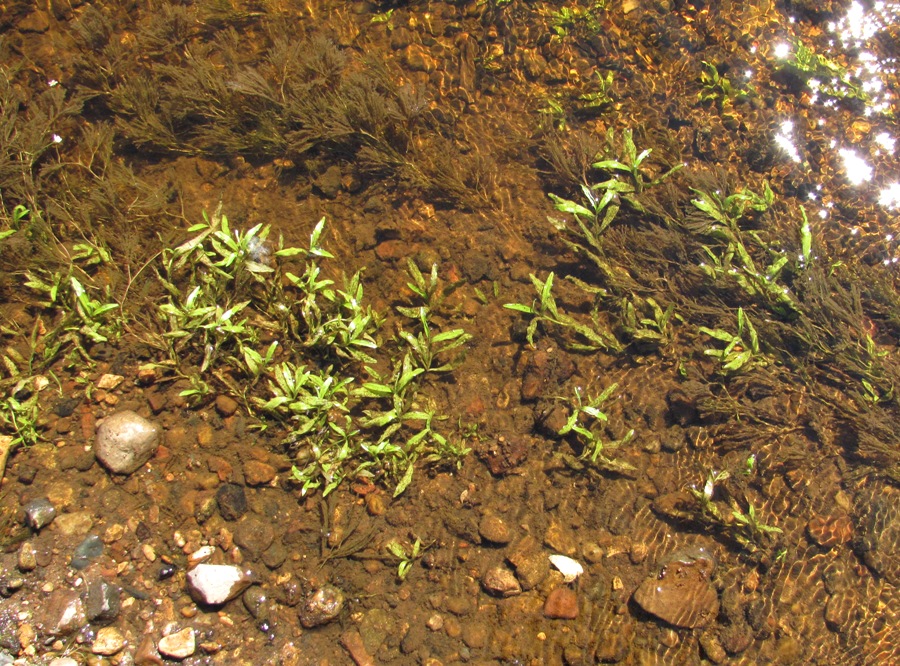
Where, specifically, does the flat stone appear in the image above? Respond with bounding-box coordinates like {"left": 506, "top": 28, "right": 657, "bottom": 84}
{"left": 54, "top": 511, "right": 94, "bottom": 536}
{"left": 70, "top": 534, "right": 103, "bottom": 570}
{"left": 543, "top": 587, "right": 579, "bottom": 619}
{"left": 186, "top": 564, "right": 253, "bottom": 606}
{"left": 94, "top": 410, "right": 161, "bottom": 475}
{"left": 91, "top": 626, "right": 126, "bottom": 655}
{"left": 479, "top": 513, "right": 513, "bottom": 545}
{"left": 632, "top": 546, "right": 719, "bottom": 628}
{"left": 158, "top": 627, "right": 195, "bottom": 660}
{"left": 243, "top": 460, "right": 276, "bottom": 486}
{"left": 41, "top": 590, "right": 86, "bottom": 637}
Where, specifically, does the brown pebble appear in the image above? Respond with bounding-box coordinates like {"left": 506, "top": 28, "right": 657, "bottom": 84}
{"left": 215, "top": 395, "right": 239, "bottom": 417}
{"left": 340, "top": 629, "right": 374, "bottom": 666}
{"left": 365, "top": 492, "right": 387, "bottom": 516}
{"left": 243, "top": 460, "right": 276, "bottom": 486}
{"left": 543, "top": 587, "right": 578, "bottom": 619}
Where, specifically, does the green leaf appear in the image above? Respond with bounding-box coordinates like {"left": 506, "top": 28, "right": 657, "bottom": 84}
{"left": 394, "top": 462, "right": 416, "bottom": 497}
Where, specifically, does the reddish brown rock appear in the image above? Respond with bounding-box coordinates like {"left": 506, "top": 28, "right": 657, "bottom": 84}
{"left": 632, "top": 546, "right": 719, "bottom": 629}
{"left": 807, "top": 514, "right": 853, "bottom": 548}
{"left": 543, "top": 587, "right": 578, "bottom": 619}
{"left": 243, "top": 460, "right": 276, "bottom": 486}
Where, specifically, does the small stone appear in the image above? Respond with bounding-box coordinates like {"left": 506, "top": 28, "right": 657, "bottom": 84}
{"left": 233, "top": 514, "right": 275, "bottom": 559}
{"left": 84, "top": 578, "right": 121, "bottom": 623}
{"left": 699, "top": 631, "right": 727, "bottom": 664}
{"left": 47, "top": 659, "right": 78, "bottom": 666}
{"left": 243, "top": 460, "right": 276, "bottom": 486}
{"left": 426, "top": 614, "right": 444, "bottom": 631}
{"left": 22, "top": 498, "right": 56, "bottom": 530}
{"left": 242, "top": 586, "right": 269, "bottom": 620}
{"left": 543, "top": 587, "right": 579, "bottom": 619}
{"left": 481, "top": 564, "right": 521, "bottom": 598}
{"left": 18, "top": 542, "right": 37, "bottom": 572}
{"left": 186, "top": 564, "right": 253, "bottom": 606}
{"left": 299, "top": 584, "right": 345, "bottom": 628}
{"left": 41, "top": 590, "right": 86, "bottom": 637}
{"left": 158, "top": 627, "right": 195, "bottom": 660}
{"left": 506, "top": 537, "right": 549, "bottom": 591}
{"left": 478, "top": 514, "right": 513, "bottom": 545}
{"left": 215, "top": 395, "right": 239, "bottom": 417}
{"left": 96, "top": 374, "right": 124, "bottom": 390}
{"left": 136, "top": 364, "right": 158, "bottom": 386}
{"left": 71, "top": 534, "right": 103, "bottom": 570}
{"left": 53, "top": 511, "right": 93, "bottom": 536}
{"left": 133, "top": 634, "right": 164, "bottom": 665}
{"left": 314, "top": 165, "right": 343, "bottom": 199}
{"left": 91, "top": 626, "right": 126, "bottom": 655}
{"left": 94, "top": 410, "right": 161, "bottom": 475}
{"left": 215, "top": 484, "right": 247, "bottom": 521}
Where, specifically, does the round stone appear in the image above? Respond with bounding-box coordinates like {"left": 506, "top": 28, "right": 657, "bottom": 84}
{"left": 299, "top": 584, "right": 345, "bottom": 628}
{"left": 158, "top": 627, "right": 195, "bottom": 659}
{"left": 94, "top": 410, "right": 161, "bottom": 475}
{"left": 91, "top": 627, "right": 126, "bottom": 655}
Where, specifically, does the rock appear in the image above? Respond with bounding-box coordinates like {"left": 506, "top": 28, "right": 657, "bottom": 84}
{"left": 807, "top": 514, "right": 853, "bottom": 548}
{"left": 17, "top": 10, "right": 50, "bottom": 33}
{"left": 84, "top": 578, "right": 121, "bottom": 623}
{"left": 314, "top": 166, "right": 343, "bottom": 199}
{"left": 70, "top": 534, "right": 103, "bottom": 570}
{"left": 700, "top": 631, "right": 727, "bottom": 663}
{"left": 632, "top": 546, "right": 719, "bottom": 628}
{"left": 215, "top": 483, "right": 248, "bottom": 521}
{"left": 18, "top": 541, "right": 37, "bottom": 572}
{"left": 340, "top": 629, "right": 374, "bottom": 666}
{"left": 94, "top": 410, "right": 161, "bottom": 474}
{"left": 215, "top": 394, "right": 239, "bottom": 417}
{"left": 41, "top": 590, "right": 86, "bottom": 637}
{"left": 96, "top": 374, "right": 124, "bottom": 390}
{"left": 243, "top": 460, "right": 276, "bottom": 486}
{"left": 299, "top": 584, "right": 345, "bottom": 628}
{"left": 133, "top": 634, "right": 164, "bottom": 666}
{"left": 506, "top": 536, "right": 549, "bottom": 591}
{"left": 242, "top": 586, "right": 270, "bottom": 622}
{"left": 22, "top": 498, "right": 56, "bottom": 530}
{"left": 543, "top": 587, "right": 579, "bottom": 619}
{"left": 91, "top": 626, "right": 126, "bottom": 655}
{"left": 48, "top": 659, "right": 78, "bottom": 666}
{"left": 186, "top": 564, "right": 253, "bottom": 606}
{"left": 158, "top": 627, "right": 195, "bottom": 660}
{"left": 233, "top": 514, "right": 275, "bottom": 559}
{"left": 479, "top": 513, "right": 513, "bottom": 545}
{"left": 481, "top": 564, "right": 522, "bottom": 598}
{"left": 54, "top": 511, "right": 93, "bottom": 536}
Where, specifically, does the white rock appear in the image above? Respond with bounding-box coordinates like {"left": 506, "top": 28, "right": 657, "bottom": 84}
{"left": 158, "top": 627, "right": 195, "bottom": 659}
{"left": 94, "top": 410, "right": 161, "bottom": 475}
{"left": 92, "top": 626, "right": 126, "bottom": 655}
{"left": 549, "top": 554, "right": 584, "bottom": 583}
{"left": 186, "top": 563, "right": 253, "bottom": 605}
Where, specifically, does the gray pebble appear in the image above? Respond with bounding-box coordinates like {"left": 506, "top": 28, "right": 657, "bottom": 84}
{"left": 22, "top": 498, "right": 56, "bottom": 530}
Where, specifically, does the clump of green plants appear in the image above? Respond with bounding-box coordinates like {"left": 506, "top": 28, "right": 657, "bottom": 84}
{"left": 554, "top": 384, "right": 636, "bottom": 476}
{"left": 618, "top": 295, "right": 680, "bottom": 350}
{"left": 153, "top": 208, "right": 471, "bottom": 497}
{"left": 776, "top": 40, "right": 873, "bottom": 109}
{"left": 686, "top": 466, "right": 783, "bottom": 556}
{"left": 504, "top": 272, "right": 621, "bottom": 352}
{"left": 698, "top": 61, "right": 756, "bottom": 119}
{"left": 384, "top": 534, "right": 430, "bottom": 581}
{"left": 690, "top": 182, "right": 803, "bottom": 319}
{"left": 699, "top": 308, "right": 769, "bottom": 375}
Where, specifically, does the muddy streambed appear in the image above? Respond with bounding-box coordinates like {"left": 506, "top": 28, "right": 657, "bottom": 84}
{"left": 0, "top": 1, "right": 899, "bottom": 665}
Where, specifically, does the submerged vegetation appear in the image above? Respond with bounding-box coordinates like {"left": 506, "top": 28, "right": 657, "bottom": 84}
{"left": 0, "top": 0, "right": 899, "bottom": 661}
